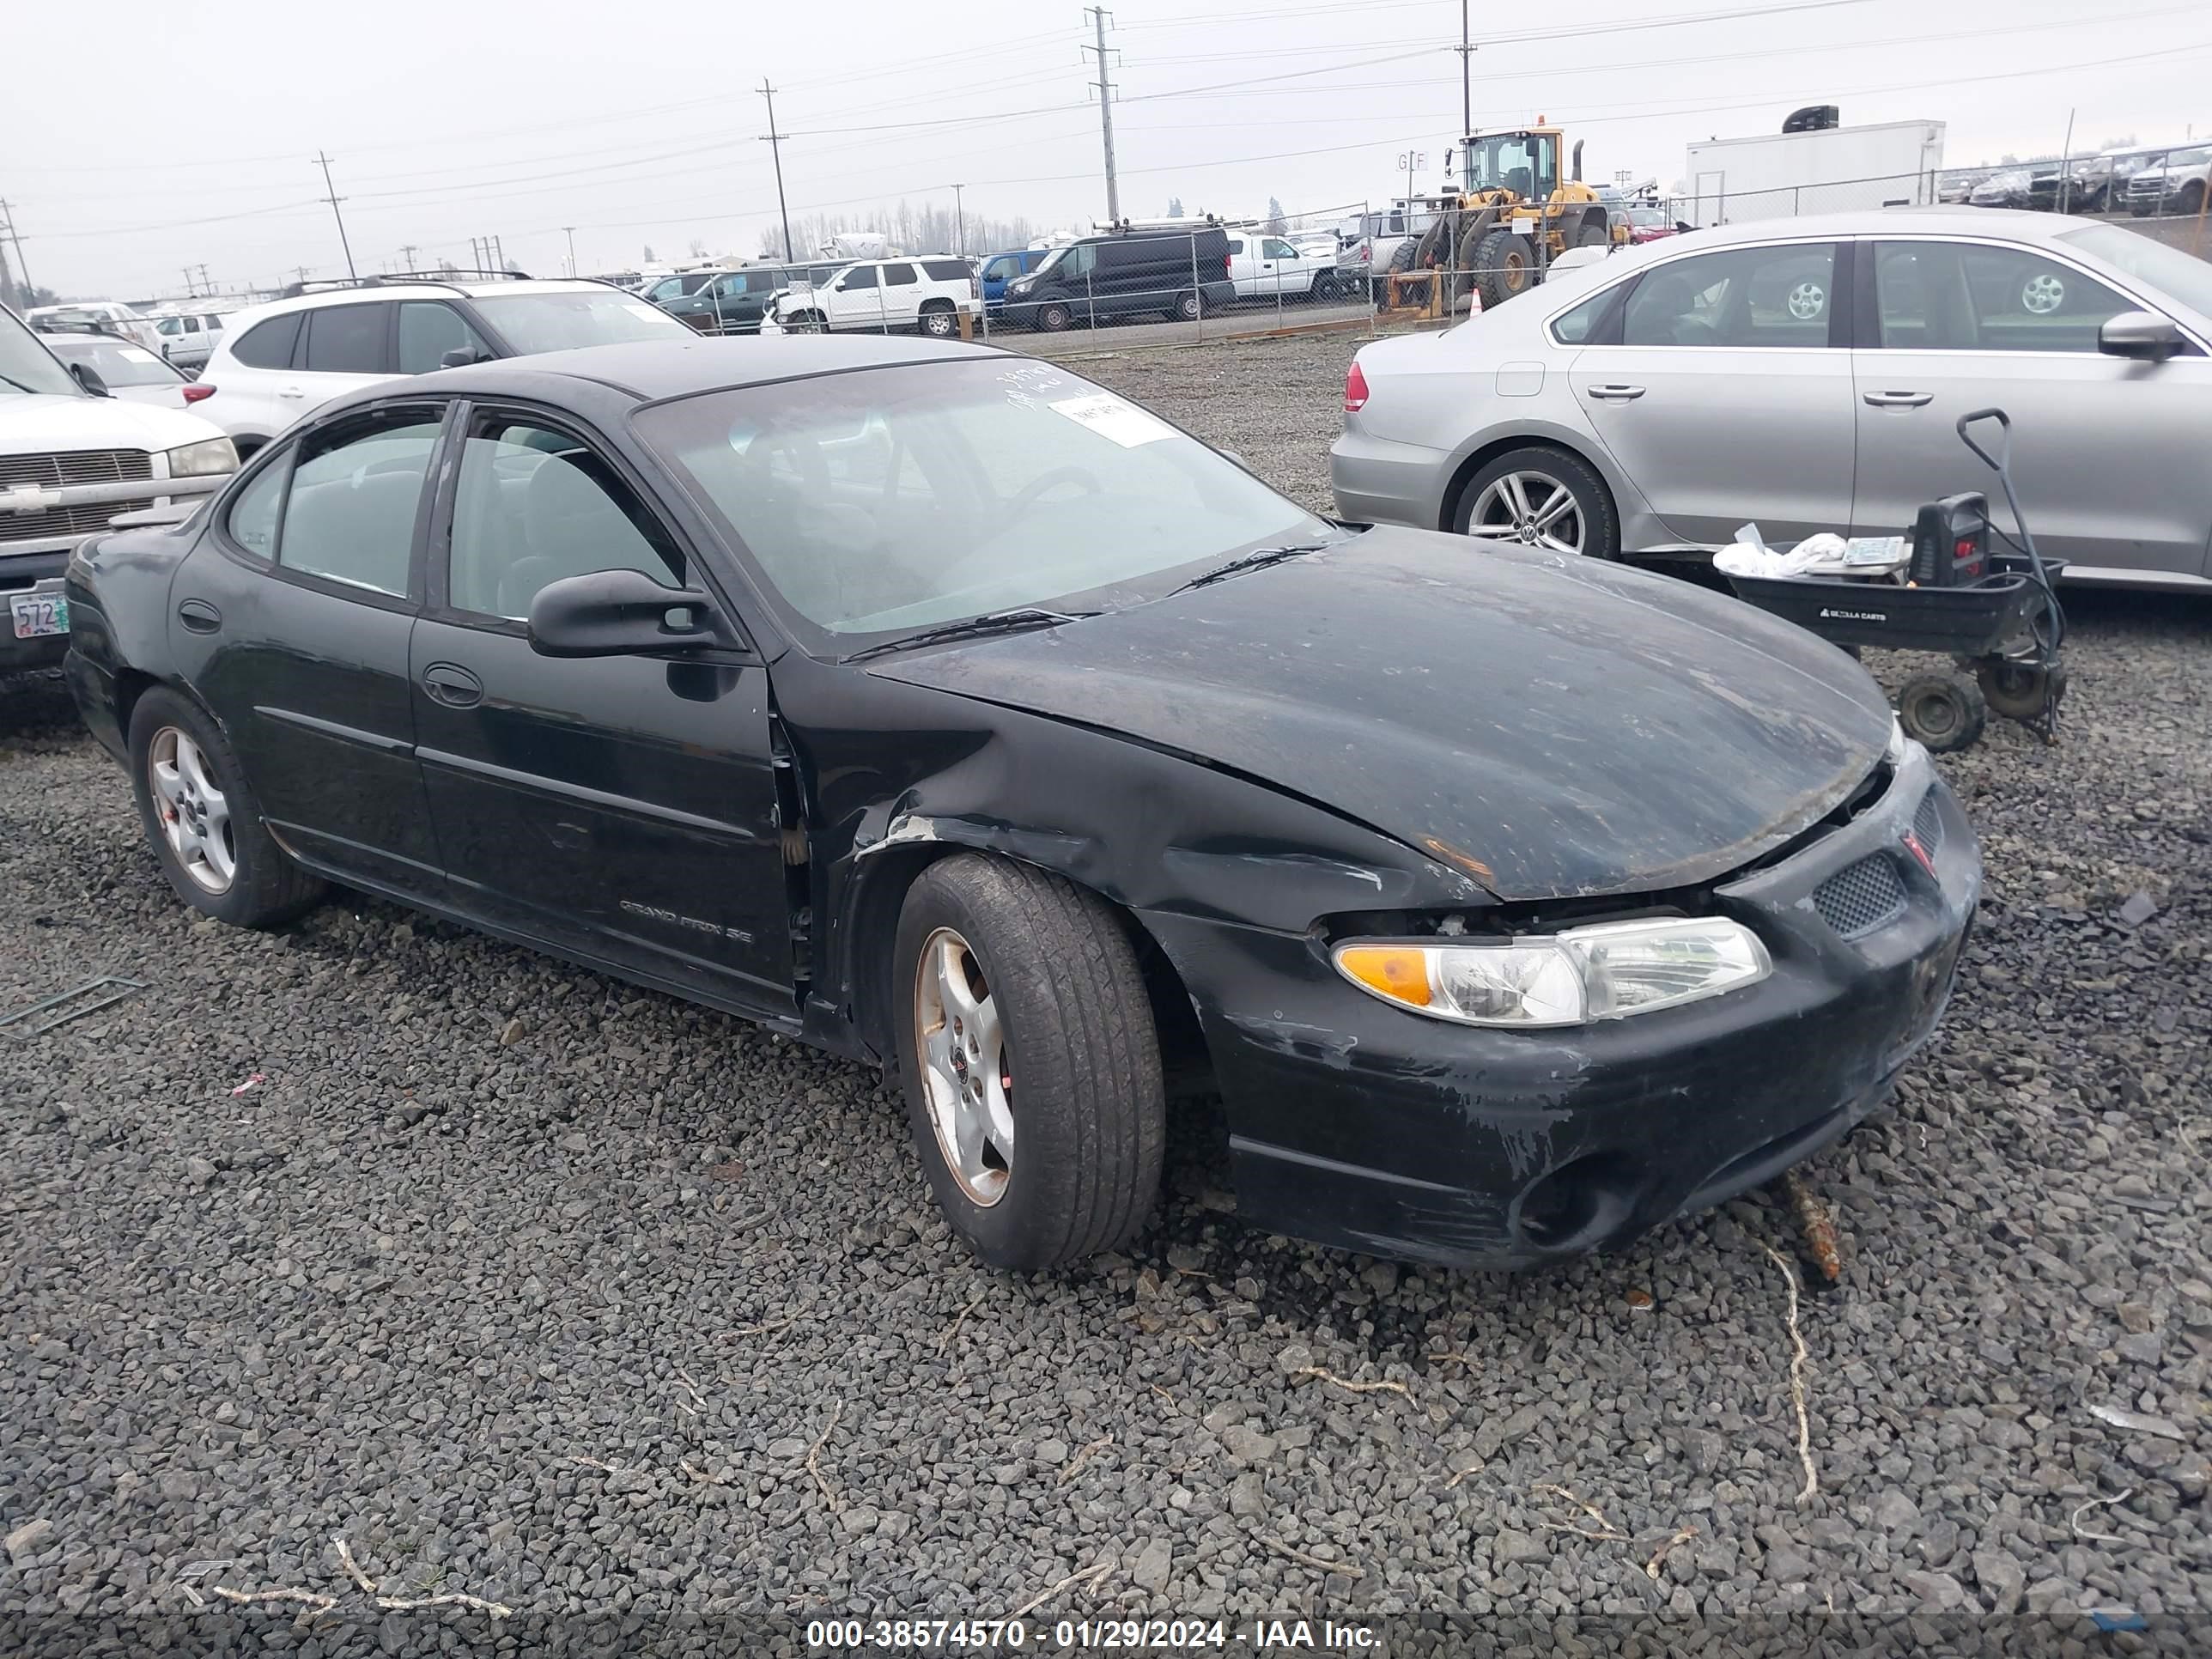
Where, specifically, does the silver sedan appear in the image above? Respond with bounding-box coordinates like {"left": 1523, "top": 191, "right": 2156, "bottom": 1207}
{"left": 1331, "top": 209, "right": 2212, "bottom": 590}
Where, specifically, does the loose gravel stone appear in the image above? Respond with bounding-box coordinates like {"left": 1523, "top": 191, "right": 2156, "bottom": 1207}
{"left": 2, "top": 334, "right": 2209, "bottom": 1644}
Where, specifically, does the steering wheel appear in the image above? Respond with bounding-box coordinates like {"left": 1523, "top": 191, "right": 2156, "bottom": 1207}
{"left": 1006, "top": 465, "right": 1104, "bottom": 518}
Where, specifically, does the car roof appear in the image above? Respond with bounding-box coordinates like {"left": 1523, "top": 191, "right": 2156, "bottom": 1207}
{"left": 404, "top": 335, "right": 1006, "bottom": 402}
{"left": 239, "top": 278, "right": 626, "bottom": 318}
{"left": 1679, "top": 207, "right": 2089, "bottom": 248}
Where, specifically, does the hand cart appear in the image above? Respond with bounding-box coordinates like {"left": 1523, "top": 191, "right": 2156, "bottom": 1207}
{"left": 1723, "top": 408, "right": 2066, "bottom": 753}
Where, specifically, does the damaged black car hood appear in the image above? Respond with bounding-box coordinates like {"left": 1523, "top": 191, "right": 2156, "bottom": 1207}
{"left": 871, "top": 527, "right": 1893, "bottom": 902}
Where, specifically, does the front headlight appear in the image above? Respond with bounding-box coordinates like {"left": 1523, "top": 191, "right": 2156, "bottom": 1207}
{"left": 1334, "top": 917, "right": 1771, "bottom": 1028}
{"left": 1009, "top": 277, "right": 1035, "bottom": 294}
{"left": 1885, "top": 714, "right": 1909, "bottom": 769}
{"left": 164, "top": 437, "right": 238, "bottom": 477}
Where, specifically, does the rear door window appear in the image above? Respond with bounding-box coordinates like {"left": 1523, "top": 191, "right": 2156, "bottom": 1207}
{"left": 882, "top": 264, "right": 918, "bottom": 287}
{"left": 1622, "top": 244, "right": 1838, "bottom": 348}
{"left": 276, "top": 413, "right": 441, "bottom": 596}
{"left": 301, "top": 303, "right": 391, "bottom": 374}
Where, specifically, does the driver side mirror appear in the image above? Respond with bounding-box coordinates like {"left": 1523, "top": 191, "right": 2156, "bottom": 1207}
{"left": 527, "top": 568, "right": 738, "bottom": 659}
{"left": 440, "top": 346, "right": 486, "bottom": 369}
{"left": 69, "top": 361, "right": 112, "bottom": 397}
{"left": 2099, "top": 310, "right": 2184, "bottom": 363}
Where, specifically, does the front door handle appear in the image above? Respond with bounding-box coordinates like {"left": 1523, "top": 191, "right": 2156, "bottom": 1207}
{"left": 176, "top": 598, "right": 222, "bottom": 633}
{"left": 420, "top": 662, "right": 483, "bottom": 708}
{"left": 1863, "top": 390, "right": 1934, "bottom": 408}
{"left": 1585, "top": 383, "right": 1645, "bottom": 401}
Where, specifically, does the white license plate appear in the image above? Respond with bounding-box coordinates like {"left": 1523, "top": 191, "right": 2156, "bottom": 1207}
{"left": 10, "top": 593, "right": 69, "bottom": 639}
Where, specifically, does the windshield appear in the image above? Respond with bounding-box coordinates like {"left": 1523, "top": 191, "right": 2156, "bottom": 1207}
{"left": 981, "top": 255, "right": 1018, "bottom": 281}
{"left": 636, "top": 359, "right": 1328, "bottom": 654}
{"left": 1032, "top": 246, "right": 1069, "bottom": 274}
{"left": 2061, "top": 222, "right": 2212, "bottom": 321}
{"left": 0, "top": 312, "right": 82, "bottom": 397}
{"left": 469, "top": 289, "right": 691, "bottom": 355}
{"left": 1466, "top": 133, "right": 1552, "bottom": 195}
{"left": 44, "top": 336, "right": 184, "bottom": 387}
{"left": 1627, "top": 207, "right": 1666, "bottom": 227}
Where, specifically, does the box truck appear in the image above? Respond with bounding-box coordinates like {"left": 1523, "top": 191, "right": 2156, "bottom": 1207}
{"left": 1684, "top": 119, "right": 1946, "bottom": 228}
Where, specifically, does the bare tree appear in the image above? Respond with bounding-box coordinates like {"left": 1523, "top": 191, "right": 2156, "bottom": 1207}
{"left": 757, "top": 201, "right": 1040, "bottom": 263}
{"left": 1264, "top": 197, "right": 1288, "bottom": 234}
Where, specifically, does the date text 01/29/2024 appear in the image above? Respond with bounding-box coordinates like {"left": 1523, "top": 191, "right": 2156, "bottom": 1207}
{"left": 803, "top": 1620, "right": 1381, "bottom": 1650}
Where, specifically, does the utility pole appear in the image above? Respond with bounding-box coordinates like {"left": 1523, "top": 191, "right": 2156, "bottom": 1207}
{"left": 182, "top": 265, "right": 198, "bottom": 297}
{"left": 491, "top": 234, "right": 506, "bottom": 273}
{"left": 1082, "top": 8, "right": 1121, "bottom": 224}
{"left": 951, "top": 185, "right": 965, "bottom": 256}
{"left": 562, "top": 226, "right": 578, "bottom": 277}
{"left": 313, "top": 152, "right": 358, "bottom": 282}
{"left": 760, "top": 81, "right": 794, "bottom": 263}
{"left": 0, "top": 199, "right": 33, "bottom": 297}
{"left": 399, "top": 243, "right": 419, "bottom": 271}
{"left": 1456, "top": 0, "right": 1474, "bottom": 148}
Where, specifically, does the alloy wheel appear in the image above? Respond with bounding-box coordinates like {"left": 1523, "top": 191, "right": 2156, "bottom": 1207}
{"left": 148, "top": 726, "right": 236, "bottom": 894}
{"left": 1470, "top": 471, "right": 1585, "bottom": 555}
{"left": 915, "top": 927, "right": 1014, "bottom": 1206}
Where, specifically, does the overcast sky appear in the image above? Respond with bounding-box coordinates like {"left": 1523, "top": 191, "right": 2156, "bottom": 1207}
{"left": 6, "top": 0, "right": 2206, "bottom": 300}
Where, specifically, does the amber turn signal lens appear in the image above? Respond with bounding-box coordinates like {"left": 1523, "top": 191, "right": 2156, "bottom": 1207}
{"left": 1335, "top": 945, "right": 1431, "bottom": 1007}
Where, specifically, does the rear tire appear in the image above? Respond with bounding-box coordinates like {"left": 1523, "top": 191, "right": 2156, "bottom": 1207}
{"left": 127, "top": 687, "right": 324, "bottom": 928}
{"left": 1576, "top": 220, "right": 1609, "bottom": 248}
{"left": 918, "top": 301, "right": 958, "bottom": 339}
{"left": 894, "top": 854, "right": 1164, "bottom": 1271}
{"left": 1977, "top": 659, "right": 2067, "bottom": 724}
{"left": 1174, "top": 291, "right": 1201, "bottom": 323}
{"left": 1897, "top": 672, "right": 1988, "bottom": 753}
{"left": 1452, "top": 445, "right": 1620, "bottom": 560}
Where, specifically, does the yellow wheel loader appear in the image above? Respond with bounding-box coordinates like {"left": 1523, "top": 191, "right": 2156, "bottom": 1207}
{"left": 1382, "top": 127, "right": 1625, "bottom": 318}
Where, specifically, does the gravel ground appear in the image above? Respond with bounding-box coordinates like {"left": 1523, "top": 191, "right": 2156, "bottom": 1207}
{"left": 3, "top": 335, "right": 2209, "bottom": 1653}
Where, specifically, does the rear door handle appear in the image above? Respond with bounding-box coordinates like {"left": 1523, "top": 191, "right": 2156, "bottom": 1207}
{"left": 176, "top": 598, "right": 222, "bottom": 633}
{"left": 420, "top": 662, "right": 483, "bottom": 708}
{"left": 1863, "top": 390, "right": 1934, "bottom": 408}
{"left": 1585, "top": 384, "right": 1645, "bottom": 401}
{"left": 276, "top": 384, "right": 306, "bottom": 400}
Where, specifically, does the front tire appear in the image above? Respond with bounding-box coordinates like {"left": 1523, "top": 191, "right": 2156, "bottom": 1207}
{"left": 894, "top": 854, "right": 1164, "bottom": 1271}
{"left": 1035, "top": 301, "right": 1073, "bottom": 332}
{"left": 1452, "top": 445, "right": 1620, "bottom": 560}
{"left": 1472, "top": 228, "right": 1535, "bottom": 308}
{"left": 128, "top": 687, "right": 324, "bottom": 927}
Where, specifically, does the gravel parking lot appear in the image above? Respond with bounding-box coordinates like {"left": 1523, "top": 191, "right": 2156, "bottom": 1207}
{"left": 3, "top": 334, "right": 2209, "bottom": 1652}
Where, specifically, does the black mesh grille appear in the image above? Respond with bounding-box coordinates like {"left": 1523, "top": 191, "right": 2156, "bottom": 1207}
{"left": 1913, "top": 787, "right": 1943, "bottom": 851}
{"left": 1814, "top": 854, "right": 1907, "bottom": 939}
{"left": 0, "top": 449, "right": 153, "bottom": 490}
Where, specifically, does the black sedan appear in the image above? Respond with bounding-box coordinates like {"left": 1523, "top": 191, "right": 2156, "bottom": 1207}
{"left": 63, "top": 337, "right": 1980, "bottom": 1273}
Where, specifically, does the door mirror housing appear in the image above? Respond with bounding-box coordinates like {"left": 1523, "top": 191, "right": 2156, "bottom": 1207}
{"left": 2099, "top": 310, "right": 2185, "bottom": 362}
{"left": 527, "top": 568, "right": 737, "bottom": 659}
{"left": 69, "top": 361, "right": 112, "bottom": 397}
{"left": 440, "top": 346, "right": 486, "bottom": 369}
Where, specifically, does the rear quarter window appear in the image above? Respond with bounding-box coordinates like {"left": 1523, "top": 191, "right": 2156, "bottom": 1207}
{"left": 921, "top": 259, "right": 972, "bottom": 282}
{"left": 228, "top": 312, "right": 303, "bottom": 370}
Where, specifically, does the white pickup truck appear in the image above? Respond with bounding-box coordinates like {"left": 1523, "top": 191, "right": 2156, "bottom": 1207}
{"left": 3, "top": 306, "right": 236, "bottom": 677}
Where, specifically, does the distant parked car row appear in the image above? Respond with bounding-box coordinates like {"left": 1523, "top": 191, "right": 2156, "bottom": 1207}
{"left": 1959, "top": 143, "right": 2212, "bottom": 216}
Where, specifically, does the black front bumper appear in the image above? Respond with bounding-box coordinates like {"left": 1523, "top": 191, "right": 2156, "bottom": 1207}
{"left": 1148, "top": 748, "right": 1979, "bottom": 1271}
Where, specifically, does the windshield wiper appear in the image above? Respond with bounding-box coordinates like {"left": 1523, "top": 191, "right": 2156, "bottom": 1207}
{"left": 0, "top": 374, "right": 42, "bottom": 394}
{"left": 844, "top": 606, "right": 1097, "bottom": 663}
{"left": 1169, "top": 542, "right": 1336, "bottom": 595}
